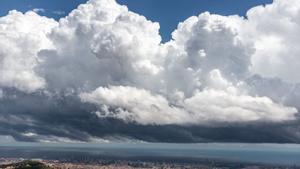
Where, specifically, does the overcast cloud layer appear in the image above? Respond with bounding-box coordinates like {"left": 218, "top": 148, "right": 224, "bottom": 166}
{"left": 1, "top": 0, "right": 300, "bottom": 143}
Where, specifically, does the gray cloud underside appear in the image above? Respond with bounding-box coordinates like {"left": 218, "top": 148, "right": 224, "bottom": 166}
{"left": 1, "top": 0, "right": 300, "bottom": 143}
{"left": 1, "top": 88, "right": 300, "bottom": 143}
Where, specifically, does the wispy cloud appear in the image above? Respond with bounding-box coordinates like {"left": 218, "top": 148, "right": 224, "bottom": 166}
{"left": 32, "top": 8, "right": 45, "bottom": 14}
{"left": 52, "top": 10, "right": 65, "bottom": 15}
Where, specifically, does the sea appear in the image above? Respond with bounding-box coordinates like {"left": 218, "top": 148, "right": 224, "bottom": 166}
{"left": 0, "top": 142, "right": 300, "bottom": 166}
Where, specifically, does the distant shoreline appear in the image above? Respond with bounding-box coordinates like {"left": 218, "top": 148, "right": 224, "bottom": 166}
{"left": 1, "top": 158, "right": 298, "bottom": 169}
{"left": 1, "top": 143, "right": 300, "bottom": 167}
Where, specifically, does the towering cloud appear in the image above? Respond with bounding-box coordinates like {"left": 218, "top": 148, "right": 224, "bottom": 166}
{"left": 0, "top": 10, "right": 57, "bottom": 93}
{"left": 1, "top": 0, "right": 300, "bottom": 143}
{"left": 38, "top": 0, "right": 162, "bottom": 91}
{"left": 242, "top": 0, "right": 300, "bottom": 83}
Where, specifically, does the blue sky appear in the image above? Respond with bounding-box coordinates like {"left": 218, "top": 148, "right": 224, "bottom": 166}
{"left": 0, "top": 0, "right": 272, "bottom": 41}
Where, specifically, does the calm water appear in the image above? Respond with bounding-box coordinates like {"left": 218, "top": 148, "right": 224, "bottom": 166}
{"left": 0, "top": 143, "right": 300, "bottom": 166}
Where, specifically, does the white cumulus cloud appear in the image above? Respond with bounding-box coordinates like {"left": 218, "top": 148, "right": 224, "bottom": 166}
{"left": 0, "top": 0, "right": 299, "bottom": 126}
{"left": 0, "top": 10, "right": 57, "bottom": 93}
{"left": 240, "top": 0, "right": 300, "bottom": 83}
{"left": 80, "top": 84, "right": 296, "bottom": 125}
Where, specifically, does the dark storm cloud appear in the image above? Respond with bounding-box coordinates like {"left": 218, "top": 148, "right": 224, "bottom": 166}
{"left": 0, "top": 88, "right": 300, "bottom": 143}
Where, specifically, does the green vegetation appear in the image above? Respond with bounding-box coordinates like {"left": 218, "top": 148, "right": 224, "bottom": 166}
{"left": 0, "top": 160, "right": 52, "bottom": 169}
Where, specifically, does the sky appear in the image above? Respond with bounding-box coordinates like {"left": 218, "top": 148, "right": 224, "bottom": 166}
{"left": 2, "top": 0, "right": 300, "bottom": 144}
{"left": 0, "top": 0, "right": 272, "bottom": 41}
